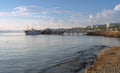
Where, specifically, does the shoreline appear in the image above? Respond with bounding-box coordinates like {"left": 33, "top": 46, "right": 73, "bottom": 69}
{"left": 86, "top": 31, "right": 120, "bottom": 38}
{"left": 39, "top": 45, "right": 108, "bottom": 73}
{"left": 86, "top": 47, "right": 120, "bottom": 73}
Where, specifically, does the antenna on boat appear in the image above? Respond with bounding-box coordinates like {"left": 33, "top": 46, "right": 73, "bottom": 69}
{"left": 27, "top": 25, "right": 29, "bottom": 30}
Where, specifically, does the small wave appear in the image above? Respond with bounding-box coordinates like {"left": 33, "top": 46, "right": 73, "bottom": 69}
{"left": 39, "top": 45, "right": 108, "bottom": 73}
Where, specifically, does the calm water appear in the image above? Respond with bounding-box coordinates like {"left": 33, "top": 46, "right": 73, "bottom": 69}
{"left": 0, "top": 32, "right": 120, "bottom": 73}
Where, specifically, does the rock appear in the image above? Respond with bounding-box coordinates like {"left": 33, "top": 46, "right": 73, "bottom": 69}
{"left": 79, "top": 62, "right": 87, "bottom": 69}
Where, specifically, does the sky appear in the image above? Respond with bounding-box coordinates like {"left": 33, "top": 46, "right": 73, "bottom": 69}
{"left": 0, "top": 0, "right": 120, "bottom": 30}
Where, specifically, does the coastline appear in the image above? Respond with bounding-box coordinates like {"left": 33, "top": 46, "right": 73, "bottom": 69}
{"left": 39, "top": 45, "right": 107, "bottom": 73}
{"left": 86, "top": 31, "right": 120, "bottom": 38}
{"left": 86, "top": 47, "right": 120, "bottom": 73}
{"left": 39, "top": 46, "right": 120, "bottom": 73}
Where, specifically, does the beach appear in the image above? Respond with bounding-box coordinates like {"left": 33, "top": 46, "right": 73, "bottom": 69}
{"left": 86, "top": 47, "right": 120, "bottom": 73}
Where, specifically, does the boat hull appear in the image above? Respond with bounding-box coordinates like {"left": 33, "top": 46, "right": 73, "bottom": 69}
{"left": 24, "top": 30, "right": 41, "bottom": 35}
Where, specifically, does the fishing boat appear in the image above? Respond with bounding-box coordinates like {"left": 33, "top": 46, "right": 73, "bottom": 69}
{"left": 24, "top": 28, "right": 64, "bottom": 35}
{"left": 24, "top": 29, "right": 41, "bottom": 35}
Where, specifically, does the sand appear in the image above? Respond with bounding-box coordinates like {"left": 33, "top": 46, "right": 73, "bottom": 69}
{"left": 86, "top": 47, "right": 120, "bottom": 73}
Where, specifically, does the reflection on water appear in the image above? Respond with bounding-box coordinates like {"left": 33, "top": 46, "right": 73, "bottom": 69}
{"left": 0, "top": 32, "right": 120, "bottom": 73}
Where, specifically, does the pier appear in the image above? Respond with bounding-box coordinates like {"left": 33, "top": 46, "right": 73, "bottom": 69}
{"left": 51, "top": 29, "right": 97, "bottom": 36}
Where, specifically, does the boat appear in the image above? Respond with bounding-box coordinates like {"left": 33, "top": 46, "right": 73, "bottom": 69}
{"left": 24, "top": 28, "right": 64, "bottom": 35}
{"left": 24, "top": 29, "right": 41, "bottom": 35}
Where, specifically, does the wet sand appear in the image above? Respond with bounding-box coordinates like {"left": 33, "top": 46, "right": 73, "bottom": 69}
{"left": 86, "top": 47, "right": 120, "bottom": 73}
{"left": 39, "top": 45, "right": 107, "bottom": 73}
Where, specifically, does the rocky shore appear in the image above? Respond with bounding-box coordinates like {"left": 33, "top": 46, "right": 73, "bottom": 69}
{"left": 86, "top": 31, "right": 120, "bottom": 38}
{"left": 39, "top": 45, "right": 107, "bottom": 73}
{"left": 86, "top": 47, "right": 120, "bottom": 73}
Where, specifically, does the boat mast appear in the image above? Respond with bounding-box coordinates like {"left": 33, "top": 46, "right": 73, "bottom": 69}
{"left": 27, "top": 25, "right": 30, "bottom": 30}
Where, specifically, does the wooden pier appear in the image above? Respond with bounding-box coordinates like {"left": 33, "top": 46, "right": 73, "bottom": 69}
{"left": 52, "top": 29, "right": 97, "bottom": 36}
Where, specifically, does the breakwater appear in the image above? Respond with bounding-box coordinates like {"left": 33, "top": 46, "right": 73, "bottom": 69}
{"left": 86, "top": 31, "right": 120, "bottom": 37}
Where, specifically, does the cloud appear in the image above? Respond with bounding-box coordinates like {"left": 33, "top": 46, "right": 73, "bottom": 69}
{"left": 0, "top": 6, "right": 72, "bottom": 16}
{"left": 0, "top": 12, "right": 10, "bottom": 16}
{"left": 1, "top": 4, "right": 120, "bottom": 30}
{"left": 89, "top": 4, "right": 120, "bottom": 24}
{"left": 11, "top": 6, "right": 48, "bottom": 15}
{"left": 114, "top": 4, "right": 120, "bottom": 11}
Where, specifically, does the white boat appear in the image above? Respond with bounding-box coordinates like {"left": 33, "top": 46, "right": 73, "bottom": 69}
{"left": 24, "top": 29, "right": 41, "bottom": 35}
{"left": 24, "top": 28, "right": 64, "bottom": 35}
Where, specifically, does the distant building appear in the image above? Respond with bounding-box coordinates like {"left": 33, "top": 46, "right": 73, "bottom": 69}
{"left": 106, "top": 23, "right": 120, "bottom": 28}
{"left": 93, "top": 24, "right": 106, "bottom": 28}
{"left": 105, "top": 23, "right": 120, "bottom": 31}
{"left": 106, "top": 23, "right": 109, "bottom": 28}
{"left": 86, "top": 23, "right": 120, "bottom": 31}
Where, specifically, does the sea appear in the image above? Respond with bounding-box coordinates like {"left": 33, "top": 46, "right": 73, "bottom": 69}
{"left": 0, "top": 31, "right": 120, "bottom": 73}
